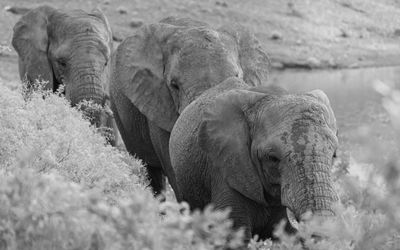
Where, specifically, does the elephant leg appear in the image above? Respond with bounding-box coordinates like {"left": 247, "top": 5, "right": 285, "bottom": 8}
{"left": 212, "top": 185, "right": 283, "bottom": 241}
{"left": 147, "top": 165, "right": 166, "bottom": 197}
{"left": 148, "top": 123, "right": 181, "bottom": 200}
{"left": 111, "top": 93, "right": 165, "bottom": 196}
{"left": 211, "top": 184, "right": 253, "bottom": 242}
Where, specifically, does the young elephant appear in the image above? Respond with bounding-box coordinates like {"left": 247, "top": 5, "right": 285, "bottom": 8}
{"left": 170, "top": 77, "right": 339, "bottom": 240}
{"left": 12, "top": 5, "right": 116, "bottom": 143}
{"left": 110, "top": 17, "right": 270, "bottom": 195}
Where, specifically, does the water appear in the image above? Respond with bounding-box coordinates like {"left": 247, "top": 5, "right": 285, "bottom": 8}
{"left": 270, "top": 66, "right": 400, "bottom": 163}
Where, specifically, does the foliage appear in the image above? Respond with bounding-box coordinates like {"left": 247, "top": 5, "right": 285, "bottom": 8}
{"left": 0, "top": 45, "right": 11, "bottom": 55}
{"left": 0, "top": 82, "right": 244, "bottom": 249}
{"left": 1, "top": 79, "right": 400, "bottom": 249}
{"left": 0, "top": 81, "right": 146, "bottom": 202}
{"left": 0, "top": 157, "right": 245, "bottom": 250}
{"left": 75, "top": 99, "right": 115, "bottom": 144}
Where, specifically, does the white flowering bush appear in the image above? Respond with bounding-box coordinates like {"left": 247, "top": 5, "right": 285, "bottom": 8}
{"left": 0, "top": 158, "right": 244, "bottom": 250}
{"left": 0, "top": 81, "right": 149, "bottom": 202}
{"left": 0, "top": 81, "right": 244, "bottom": 249}
{"left": 1, "top": 78, "right": 400, "bottom": 249}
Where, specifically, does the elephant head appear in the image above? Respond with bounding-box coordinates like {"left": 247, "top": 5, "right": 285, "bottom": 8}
{"left": 112, "top": 17, "right": 270, "bottom": 132}
{"left": 12, "top": 5, "right": 113, "bottom": 126}
{"left": 199, "top": 84, "right": 339, "bottom": 230}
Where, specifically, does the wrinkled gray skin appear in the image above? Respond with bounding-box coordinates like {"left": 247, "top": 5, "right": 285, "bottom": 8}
{"left": 170, "top": 77, "right": 339, "bottom": 241}
{"left": 110, "top": 17, "right": 270, "bottom": 195}
{"left": 12, "top": 5, "right": 116, "bottom": 140}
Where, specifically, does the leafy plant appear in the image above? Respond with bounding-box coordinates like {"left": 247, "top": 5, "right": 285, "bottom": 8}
{"left": 0, "top": 82, "right": 243, "bottom": 249}
{"left": 1, "top": 78, "right": 400, "bottom": 249}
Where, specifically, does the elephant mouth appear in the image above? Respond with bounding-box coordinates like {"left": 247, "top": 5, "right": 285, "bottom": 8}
{"left": 263, "top": 188, "right": 281, "bottom": 206}
{"left": 286, "top": 207, "right": 299, "bottom": 230}
{"left": 262, "top": 189, "right": 300, "bottom": 230}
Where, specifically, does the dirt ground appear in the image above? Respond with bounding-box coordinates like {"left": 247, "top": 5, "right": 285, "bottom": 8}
{"left": 2, "top": 0, "right": 400, "bottom": 83}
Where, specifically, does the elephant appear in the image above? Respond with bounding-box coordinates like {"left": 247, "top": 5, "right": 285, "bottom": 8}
{"left": 12, "top": 5, "right": 117, "bottom": 143}
{"left": 169, "top": 77, "right": 339, "bottom": 241}
{"left": 110, "top": 17, "right": 271, "bottom": 196}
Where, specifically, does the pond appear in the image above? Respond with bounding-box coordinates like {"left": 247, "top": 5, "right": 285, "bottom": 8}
{"left": 270, "top": 66, "right": 400, "bottom": 165}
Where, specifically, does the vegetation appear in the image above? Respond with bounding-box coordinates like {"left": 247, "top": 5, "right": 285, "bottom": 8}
{"left": 0, "top": 79, "right": 399, "bottom": 249}
{"left": 0, "top": 82, "right": 244, "bottom": 249}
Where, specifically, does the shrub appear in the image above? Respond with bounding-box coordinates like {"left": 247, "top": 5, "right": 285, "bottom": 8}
{"left": 0, "top": 159, "right": 244, "bottom": 250}
{"left": 1, "top": 78, "right": 400, "bottom": 249}
{"left": 0, "top": 81, "right": 244, "bottom": 249}
{"left": 0, "top": 82, "right": 146, "bottom": 202}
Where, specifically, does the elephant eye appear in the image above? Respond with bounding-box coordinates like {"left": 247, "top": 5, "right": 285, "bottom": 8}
{"left": 268, "top": 155, "right": 280, "bottom": 164}
{"left": 262, "top": 152, "right": 281, "bottom": 181}
{"left": 57, "top": 59, "right": 67, "bottom": 68}
{"left": 333, "top": 150, "right": 337, "bottom": 159}
{"left": 266, "top": 152, "right": 280, "bottom": 164}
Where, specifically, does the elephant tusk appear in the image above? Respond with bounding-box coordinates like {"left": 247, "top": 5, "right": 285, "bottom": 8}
{"left": 286, "top": 207, "right": 299, "bottom": 230}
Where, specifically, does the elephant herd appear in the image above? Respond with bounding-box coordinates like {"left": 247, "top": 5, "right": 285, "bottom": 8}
{"left": 12, "top": 6, "right": 339, "bottom": 241}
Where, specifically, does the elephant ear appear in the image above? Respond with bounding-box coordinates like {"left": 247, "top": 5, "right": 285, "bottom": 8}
{"left": 113, "top": 23, "right": 179, "bottom": 131}
{"left": 218, "top": 24, "right": 271, "bottom": 86}
{"left": 12, "top": 5, "right": 56, "bottom": 90}
{"left": 198, "top": 88, "right": 267, "bottom": 205}
{"left": 89, "top": 8, "right": 113, "bottom": 41}
{"left": 306, "top": 89, "right": 337, "bottom": 131}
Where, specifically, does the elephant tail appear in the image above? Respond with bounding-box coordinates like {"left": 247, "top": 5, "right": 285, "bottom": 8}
{"left": 5, "top": 6, "right": 31, "bottom": 15}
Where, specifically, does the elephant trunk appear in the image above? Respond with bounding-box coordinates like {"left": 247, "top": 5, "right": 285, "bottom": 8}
{"left": 282, "top": 157, "right": 338, "bottom": 226}
{"left": 68, "top": 64, "right": 106, "bottom": 126}
{"left": 70, "top": 74, "right": 105, "bottom": 106}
